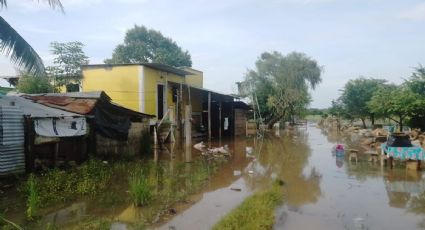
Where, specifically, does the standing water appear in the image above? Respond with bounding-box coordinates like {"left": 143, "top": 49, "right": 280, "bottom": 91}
{"left": 159, "top": 125, "right": 425, "bottom": 230}
{"left": 2, "top": 124, "right": 425, "bottom": 229}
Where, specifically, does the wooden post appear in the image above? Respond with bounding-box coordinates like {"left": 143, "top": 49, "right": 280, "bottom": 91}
{"left": 219, "top": 100, "right": 222, "bottom": 140}
{"left": 24, "top": 117, "right": 35, "bottom": 172}
{"left": 179, "top": 83, "right": 183, "bottom": 142}
{"left": 185, "top": 105, "right": 192, "bottom": 148}
{"left": 207, "top": 92, "right": 211, "bottom": 140}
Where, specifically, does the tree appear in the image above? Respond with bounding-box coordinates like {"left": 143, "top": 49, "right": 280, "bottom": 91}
{"left": 367, "top": 84, "right": 425, "bottom": 131}
{"left": 340, "top": 78, "right": 386, "bottom": 128}
{"left": 241, "top": 51, "right": 322, "bottom": 128}
{"left": 46, "top": 41, "right": 89, "bottom": 91}
{"left": 16, "top": 74, "right": 55, "bottom": 94}
{"left": 105, "top": 25, "right": 192, "bottom": 67}
{"left": 404, "top": 65, "right": 425, "bottom": 129}
{"left": 0, "top": 0, "right": 63, "bottom": 76}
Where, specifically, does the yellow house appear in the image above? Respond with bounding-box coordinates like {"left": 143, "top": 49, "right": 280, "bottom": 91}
{"left": 81, "top": 63, "right": 203, "bottom": 124}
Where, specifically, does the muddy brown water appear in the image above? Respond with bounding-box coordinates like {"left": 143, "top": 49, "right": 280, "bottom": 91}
{"left": 3, "top": 124, "right": 425, "bottom": 229}
{"left": 158, "top": 125, "right": 425, "bottom": 230}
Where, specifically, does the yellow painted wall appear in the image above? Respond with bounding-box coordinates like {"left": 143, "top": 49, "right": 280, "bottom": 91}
{"left": 82, "top": 65, "right": 204, "bottom": 120}
{"left": 143, "top": 67, "right": 186, "bottom": 117}
{"left": 82, "top": 65, "right": 140, "bottom": 112}
{"left": 181, "top": 67, "right": 203, "bottom": 88}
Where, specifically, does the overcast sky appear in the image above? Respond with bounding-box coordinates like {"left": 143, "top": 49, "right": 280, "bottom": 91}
{"left": 1, "top": 0, "right": 425, "bottom": 108}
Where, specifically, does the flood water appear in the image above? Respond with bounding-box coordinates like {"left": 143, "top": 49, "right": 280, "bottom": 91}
{"left": 158, "top": 124, "right": 425, "bottom": 230}
{"left": 3, "top": 124, "right": 425, "bottom": 229}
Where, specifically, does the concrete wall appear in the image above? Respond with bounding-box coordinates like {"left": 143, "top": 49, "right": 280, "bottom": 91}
{"left": 95, "top": 122, "right": 150, "bottom": 156}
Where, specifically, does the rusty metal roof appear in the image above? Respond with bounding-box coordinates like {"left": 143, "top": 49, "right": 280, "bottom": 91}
{"left": 24, "top": 95, "right": 97, "bottom": 115}
{"left": 23, "top": 91, "right": 154, "bottom": 118}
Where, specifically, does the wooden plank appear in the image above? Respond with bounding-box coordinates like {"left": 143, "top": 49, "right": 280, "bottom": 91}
{"left": 208, "top": 92, "right": 211, "bottom": 140}
{"left": 185, "top": 105, "right": 192, "bottom": 147}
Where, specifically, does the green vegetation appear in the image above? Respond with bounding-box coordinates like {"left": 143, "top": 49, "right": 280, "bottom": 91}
{"left": 16, "top": 74, "right": 55, "bottom": 93}
{"left": 105, "top": 25, "right": 192, "bottom": 67}
{"left": 0, "top": 1, "right": 63, "bottom": 76}
{"left": 46, "top": 41, "right": 89, "bottom": 91}
{"left": 331, "top": 65, "right": 425, "bottom": 130}
{"left": 213, "top": 181, "right": 285, "bottom": 230}
{"left": 239, "top": 51, "right": 322, "bottom": 128}
{"left": 25, "top": 175, "right": 39, "bottom": 220}
{"left": 340, "top": 78, "right": 386, "bottom": 128}
{"left": 129, "top": 168, "right": 154, "bottom": 206}
{"left": 21, "top": 159, "right": 111, "bottom": 211}
{"left": 7, "top": 156, "right": 225, "bottom": 229}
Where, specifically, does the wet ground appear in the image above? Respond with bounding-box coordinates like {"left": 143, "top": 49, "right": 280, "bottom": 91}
{"left": 3, "top": 124, "right": 425, "bottom": 229}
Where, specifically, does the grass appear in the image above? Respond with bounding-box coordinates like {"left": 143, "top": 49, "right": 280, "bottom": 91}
{"left": 129, "top": 167, "right": 154, "bottom": 206}
{"left": 8, "top": 156, "right": 227, "bottom": 229}
{"left": 213, "top": 181, "right": 285, "bottom": 230}
{"left": 25, "top": 175, "right": 39, "bottom": 220}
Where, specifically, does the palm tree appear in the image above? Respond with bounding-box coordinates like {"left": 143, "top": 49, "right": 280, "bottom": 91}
{"left": 0, "top": 0, "right": 63, "bottom": 76}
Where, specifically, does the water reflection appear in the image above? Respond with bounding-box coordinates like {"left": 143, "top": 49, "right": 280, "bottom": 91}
{"left": 255, "top": 130, "right": 322, "bottom": 206}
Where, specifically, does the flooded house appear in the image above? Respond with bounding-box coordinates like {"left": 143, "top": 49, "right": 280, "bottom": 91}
{"left": 0, "top": 92, "right": 153, "bottom": 174}
{"left": 0, "top": 95, "right": 87, "bottom": 173}
{"left": 81, "top": 63, "right": 251, "bottom": 142}
{"left": 23, "top": 91, "right": 153, "bottom": 157}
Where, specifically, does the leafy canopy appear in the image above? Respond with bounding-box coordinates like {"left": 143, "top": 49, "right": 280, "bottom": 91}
{"left": 16, "top": 75, "right": 55, "bottom": 94}
{"left": 46, "top": 41, "right": 89, "bottom": 88}
{"left": 241, "top": 51, "right": 322, "bottom": 125}
{"left": 0, "top": 0, "right": 63, "bottom": 76}
{"left": 340, "top": 78, "right": 386, "bottom": 120}
{"left": 105, "top": 25, "right": 192, "bottom": 67}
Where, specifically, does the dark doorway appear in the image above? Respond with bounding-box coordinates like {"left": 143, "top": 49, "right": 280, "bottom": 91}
{"left": 157, "top": 84, "right": 164, "bottom": 119}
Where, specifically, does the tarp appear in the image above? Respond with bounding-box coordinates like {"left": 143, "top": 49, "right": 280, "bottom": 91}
{"left": 34, "top": 117, "right": 87, "bottom": 137}
{"left": 93, "top": 103, "right": 131, "bottom": 141}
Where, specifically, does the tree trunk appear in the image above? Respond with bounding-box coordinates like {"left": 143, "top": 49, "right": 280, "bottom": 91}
{"left": 399, "top": 115, "right": 403, "bottom": 132}
{"left": 370, "top": 114, "right": 375, "bottom": 127}
{"left": 361, "top": 118, "right": 366, "bottom": 129}
{"left": 267, "top": 114, "right": 284, "bottom": 129}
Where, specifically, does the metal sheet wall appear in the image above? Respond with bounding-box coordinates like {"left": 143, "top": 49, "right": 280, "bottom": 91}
{"left": 0, "top": 106, "right": 25, "bottom": 175}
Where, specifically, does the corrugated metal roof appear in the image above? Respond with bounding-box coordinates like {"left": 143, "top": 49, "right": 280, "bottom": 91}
{"left": 24, "top": 92, "right": 154, "bottom": 118}
{"left": 30, "top": 91, "right": 108, "bottom": 99}
{"left": 0, "top": 106, "right": 24, "bottom": 145}
{"left": 24, "top": 95, "right": 97, "bottom": 115}
{"left": 0, "top": 144, "right": 25, "bottom": 175}
{"left": 0, "top": 96, "right": 83, "bottom": 118}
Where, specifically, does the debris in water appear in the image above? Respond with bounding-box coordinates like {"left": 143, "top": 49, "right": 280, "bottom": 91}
{"left": 193, "top": 141, "right": 206, "bottom": 151}
{"left": 233, "top": 170, "right": 241, "bottom": 176}
{"left": 168, "top": 208, "right": 177, "bottom": 215}
{"left": 248, "top": 170, "right": 254, "bottom": 174}
{"left": 231, "top": 188, "right": 242, "bottom": 192}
